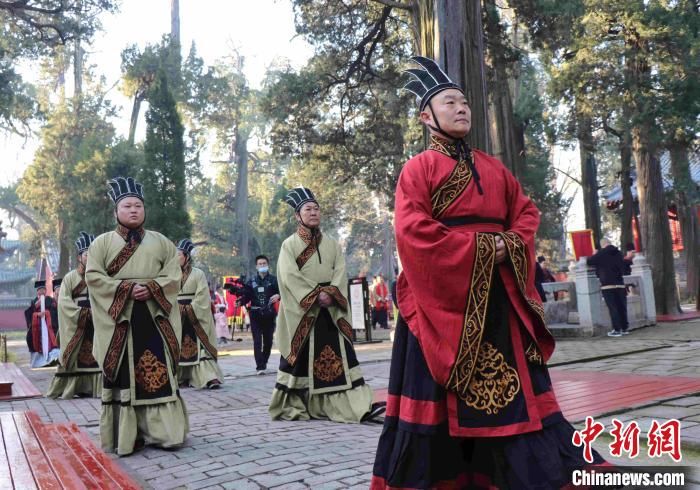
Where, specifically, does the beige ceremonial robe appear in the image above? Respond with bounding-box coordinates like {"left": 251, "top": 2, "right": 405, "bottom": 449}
{"left": 46, "top": 267, "right": 102, "bottom": 399}
{"left": 177, "top": 263, "right": 223, "bottom": 388}
{"left": 269, "top": 226, "right": 373, "bottom": 423}
{"left": 86, "top": 224, "right": 189, "bottom": 455}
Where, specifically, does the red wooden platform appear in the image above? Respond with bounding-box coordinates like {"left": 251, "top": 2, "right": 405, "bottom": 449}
{"left": 373, "top": 369, "right": 700, "bottom": 423}
{"left": 657, "top": 310, "right": 700, "bottom": 322}
{"left": 0, "top": 363, "right": 42, "bottom": 401}
{"left": 0, "top": 411, "right": 141, "bottom": 489}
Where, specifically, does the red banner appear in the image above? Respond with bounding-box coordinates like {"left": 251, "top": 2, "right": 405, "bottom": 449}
{"left": 569, "top": 230, "right": 595, "bottom": 260}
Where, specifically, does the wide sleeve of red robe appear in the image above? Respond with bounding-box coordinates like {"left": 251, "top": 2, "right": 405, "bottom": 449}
{"left": 394, "top": 143, "right": 554, "bottom": 398}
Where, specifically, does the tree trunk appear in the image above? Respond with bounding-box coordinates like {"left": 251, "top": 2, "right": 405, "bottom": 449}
{"left": 669, "top": 142, "right": 699, "bottom": 306}
{"left": 57, "top": 219, "right": 70, "bottom": 276}
{"left": 171, "top": 0, "right": 180, "bottom": 47}
{"left": 412, "top": 0, "right": 490, "bottom": 152}
{"left": 73, "top": 38, "right": 82, "bottom": 99}
{"left": 576, "top": 110, "right": 602, "bottom": 247}
{"left": 619, "top": 130, "right": 634, "bottom": 251}
{"left": 128, "top": 95, "right": 142, "bottom": 146}
{"left": 234, "top": 128, "right": 250, "bottom": 275}
{"left": 484, "top": 0, "right": 522, "bottom": 175}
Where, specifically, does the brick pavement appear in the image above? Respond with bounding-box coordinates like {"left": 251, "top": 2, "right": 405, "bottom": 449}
{"left": 1, "top": 318, "right": 698, "bottom": 488}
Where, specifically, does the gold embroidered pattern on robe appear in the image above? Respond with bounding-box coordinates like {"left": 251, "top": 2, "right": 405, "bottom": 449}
{"left": 446, "top": 233, "right": 496, "bottom": 400}
{"left": 106, "top": 225, "right": 145, "bottom": 276}
{"left": 429, "top": 136, "right": 474, "bottom": 219}
{"left": 62, "top": 307, "right": 92, "bottom": 365}
{"left": 146, "top": 280, "right": 172, "bottom": 315}
{"left": 300, "top": 287, "right": 321, "bottom": 311}
{"left": 77, "top": 338, "right": 97, "bottom": 365}
{"left": 500, "top": 231, "right": 547, "bottom": 327}
{"left": 525, "top": 342, "right": 544, "bottom": 365}
{"left": 155, "top": 317, "right": 180, "bottom": 369}
{"left": 135, "top": 349, "right": 169, "bottom": 392}
{"left": 295, "top": 226, "right": 323, "bottom": 269}
{"left": 465, "top": 341, "right": 521, "bottom": 414}
{"left": 287, "top": 315, "right": 315, "bottom": 366}
{"left": 103, "top": 321, "right": 128, "bottom": 381}
{"left": 71, "top": 278, "right": 87, "bottom": 299}
{"left": 109, "top": 281, "right": 134, "bottom": 320}
{"left": 180, "top": 262, "right": 192, "bottom": 289}
{"left": 181, "top": 335, "right": 198, "bottom": 360}
{"left": 313, "top": 345, "right": 344, "bottom": 382}
{"left": 182, "top": 304, "right": 218, "bottom": 359}
{"left": 337, "top": 318, "right": 353, "bottom": 341}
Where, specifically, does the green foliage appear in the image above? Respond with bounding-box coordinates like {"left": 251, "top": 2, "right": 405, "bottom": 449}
{"left": 142, "top": 70, "right": 191, "bottom": 240}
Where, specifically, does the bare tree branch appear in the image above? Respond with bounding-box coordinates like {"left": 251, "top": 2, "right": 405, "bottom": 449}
{"left": 370, "top": 0, "right": 414, "bottom": 11}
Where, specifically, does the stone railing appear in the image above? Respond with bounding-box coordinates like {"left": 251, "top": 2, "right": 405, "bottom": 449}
{"left": 540, "top": 254, "right": 656, "bottom": 336}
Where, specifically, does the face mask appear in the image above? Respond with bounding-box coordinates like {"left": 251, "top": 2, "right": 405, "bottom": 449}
{"left": 257, "top": 266, "right": 269, "bottom": 274}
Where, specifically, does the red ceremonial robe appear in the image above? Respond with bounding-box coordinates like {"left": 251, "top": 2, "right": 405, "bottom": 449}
{"left": 394, "top": 135, "right": 556, "bottom": 437}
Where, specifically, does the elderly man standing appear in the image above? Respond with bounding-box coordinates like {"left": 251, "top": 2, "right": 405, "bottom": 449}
{"left": 86, "top": 177, "right": 188, "bottom": 456}
{"left": 269, "top": 187, "right": 385, "bottom": 423}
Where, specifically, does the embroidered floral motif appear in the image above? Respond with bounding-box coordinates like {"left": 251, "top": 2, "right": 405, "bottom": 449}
{"left": 337, "top": 318, "right": 353, "bottom": 341}
{"left": 300, "top": 286, "right": 321, "bottom": 311}
{"left": 313, "top": 345, "right": 344, "bottom": 382}
{"left": 135, "top": 349, "right": 169, "bottom": 393}
{"left": 465, "top": 341, "right": 521, "bottom": 414}
{"left": 103, "top": 321, "right": 128, "bottom": 382}
{"left": 77, "top": 338, "right": 97, "bottom": 366}
{"left": 446, "top": 233, "right": 496, "bottom": 399}
{"left": 180, "top": 335, "right": 198, "bottom": 360}
{"left": 287, "top": 315, "right": 315, "bottom": 366}
{"left": 429, "top": 135, "right": 474, "bottom": 219}
{"left": 146, "top": 280, "right": 172, "bottom": 315}
{"left": 109, "top": 281, "right": 134, "bottom": 320}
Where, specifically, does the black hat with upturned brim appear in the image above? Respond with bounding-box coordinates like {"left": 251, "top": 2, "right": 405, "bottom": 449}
{"left": 403, "top": 56, "right": 463, "bottom": 112}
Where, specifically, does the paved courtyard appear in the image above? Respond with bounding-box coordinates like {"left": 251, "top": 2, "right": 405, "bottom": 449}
{"left": 2, "top": 318, "right": 699, "bottom": 489}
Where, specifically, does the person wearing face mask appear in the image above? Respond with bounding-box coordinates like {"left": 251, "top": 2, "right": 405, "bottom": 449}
{"left": 86, "top": 176, "right": 188, "bottom": 456}
{"left": 268, "top": 187, "right": 385, "bottom": 423}
{"left": 46, "top": 232, "right": 102, "bottom": 399}
{"left": 371, "top": 57, "right": 606, "bottom": 489}
{"left": 243, "top": 254, "right": 280, "bottom": 375}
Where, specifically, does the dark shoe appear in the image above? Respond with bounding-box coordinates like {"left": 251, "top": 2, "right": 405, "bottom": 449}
{"left": 206, "top": 379, "right": 222, "bottom": 389}
{"left": 361, "top": 401, "right": 387, "bottom": 423}
{"left": 620, "top": 330, "right": 630, "bottom": 335}
{"left": 607, "top": 330, "right": 622, "bottom": 337}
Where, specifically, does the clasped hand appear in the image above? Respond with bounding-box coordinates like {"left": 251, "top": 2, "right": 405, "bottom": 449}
{"left": 494, "top": 235, "right": 507, "bottom": 264}
{"left": 317, "top": 291, "right": 333, "bottom": 308}
{"left": 131, "top": 284, "right": 152, "bottom": 301}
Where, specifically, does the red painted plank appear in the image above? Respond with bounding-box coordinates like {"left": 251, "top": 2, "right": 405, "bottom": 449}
{"left": 13, "top": 413, "right": 61, "bottom": 490}
{"left": 52, "top": 424, "right": 121, "bottom": 489}
{"left": 0, "top": 363, "right": 42, "bottom": 401}
{"left": 60, "top": 423, "right": 141, "bottom": 490}
{"left": 0, "top": 412, "right": 38, "bottom": 490}
{"left": 24, "top": 412, "right": 91, "bottom": 490}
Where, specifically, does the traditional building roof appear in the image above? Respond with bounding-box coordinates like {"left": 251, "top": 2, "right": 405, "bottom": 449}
{"left": 604, "top": 151, "right": 700, "bottom": 209}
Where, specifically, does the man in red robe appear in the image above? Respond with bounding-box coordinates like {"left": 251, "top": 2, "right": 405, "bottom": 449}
{"left": 371, "top": 56, "right": 606, "bottom": 489}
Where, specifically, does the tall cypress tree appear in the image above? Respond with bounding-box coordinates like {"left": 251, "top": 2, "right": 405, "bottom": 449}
{"left": 142, "top": 70, "right": 191, "bottom": 239}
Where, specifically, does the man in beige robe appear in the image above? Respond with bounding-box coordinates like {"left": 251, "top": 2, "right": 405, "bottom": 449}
{"left": 175, "top": 238, "right": 223, "bottom": 389}
{"left": 46, "top": 232, "right": 102, "bottom": 399}
{"left": 269, "top": 187, "right": 385, "bottom": 423}
{"left": 86, "top": 176, "right": 188, "bottom": 456}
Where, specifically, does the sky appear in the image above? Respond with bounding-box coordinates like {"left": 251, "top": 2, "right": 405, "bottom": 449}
{"left": 0, "top": 0, "right": 586, "bottom": 242}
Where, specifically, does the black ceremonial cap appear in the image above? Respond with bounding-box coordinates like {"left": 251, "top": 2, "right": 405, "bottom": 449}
{"left": 284, "top": 187, "right": 318, "bottom": 212}
{"left": 75, "top": 231, "right": 95, "bottom": 254}
{"left": 403, "top": 56, "right": 463, "bottom": 112}
{"left": 34, "top": 280, "right": 46, "bottom": 289}
{"left": 53, "top": 278, "right": 62, "bottom": 290}
{"left": 176, "top": 239, "right": 195, "bottom": 256}
{"left": 107, "top": 176, "right": 144, "bottom": 204}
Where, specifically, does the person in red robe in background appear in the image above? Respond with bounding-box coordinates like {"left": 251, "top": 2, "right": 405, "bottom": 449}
{"left": 25, "top": 280, "right": 61, "bottom": 368}
{"left": 371, "top": 56, "right": 607, "bottom": 489}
